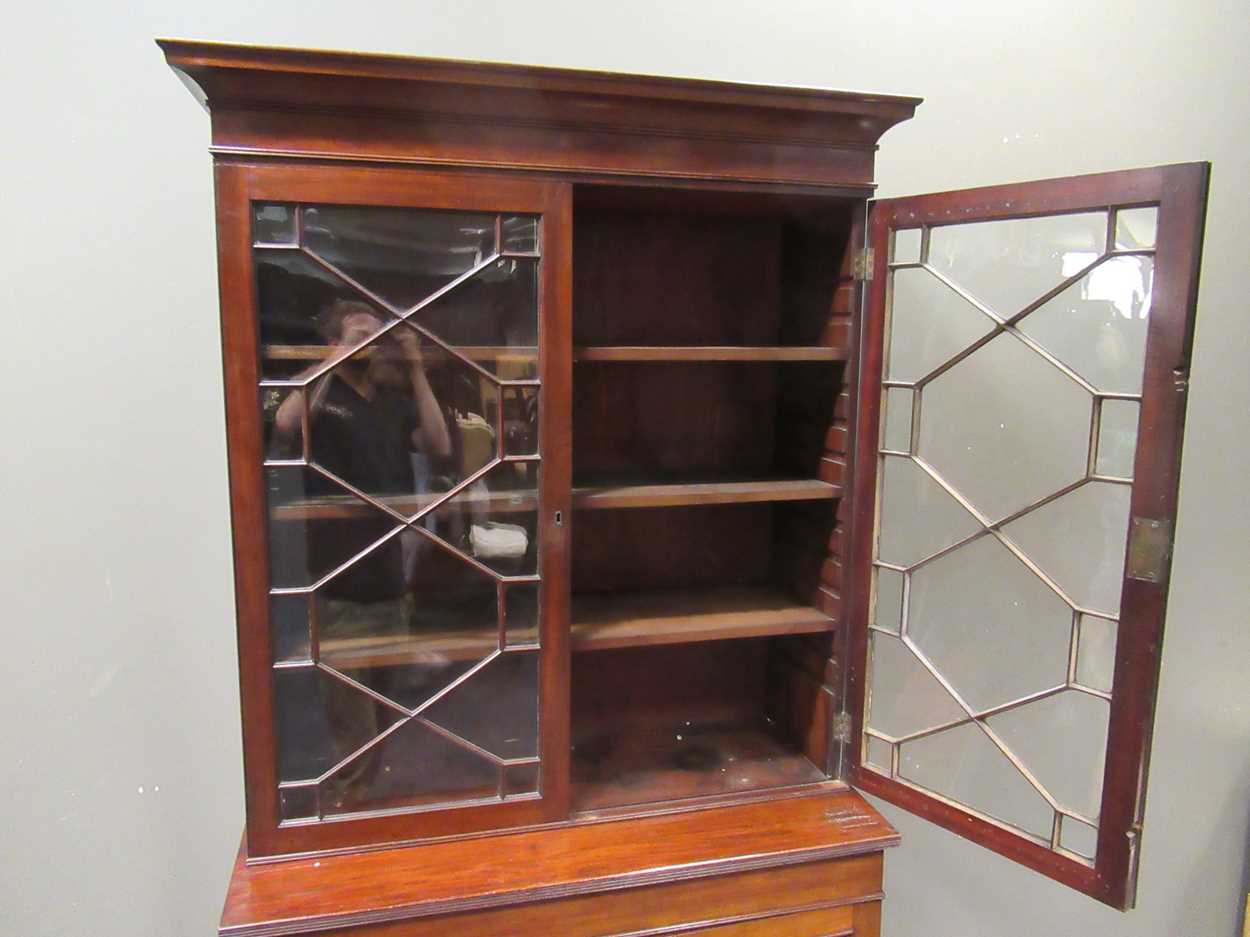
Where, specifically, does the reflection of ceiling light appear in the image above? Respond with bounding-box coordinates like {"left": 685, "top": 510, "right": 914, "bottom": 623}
{"left": 1062, "top": 253, "right": 1152, "bottom": 319}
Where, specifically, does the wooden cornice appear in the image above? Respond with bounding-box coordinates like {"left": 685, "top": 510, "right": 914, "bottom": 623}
{"left": 158, "top": 39, "right": 921, "bottom": 188}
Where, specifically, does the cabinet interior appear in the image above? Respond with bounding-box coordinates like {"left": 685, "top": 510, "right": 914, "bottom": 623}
{"left": 569, "top": 184, "right": 857, "bottom": 811}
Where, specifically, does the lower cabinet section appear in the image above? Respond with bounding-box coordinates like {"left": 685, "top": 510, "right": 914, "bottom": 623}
{"left": 220, "top": 790, "right": 896, "bottom": 937}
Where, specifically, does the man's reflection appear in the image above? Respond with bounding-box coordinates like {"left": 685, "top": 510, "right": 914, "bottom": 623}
{"left": 273, "top": 300, "right": 452, "bottom": 801}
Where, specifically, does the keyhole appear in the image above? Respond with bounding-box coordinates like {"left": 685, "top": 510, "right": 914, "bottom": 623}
{"left": 554, "top": 510, "right": 563, "bottom": 527}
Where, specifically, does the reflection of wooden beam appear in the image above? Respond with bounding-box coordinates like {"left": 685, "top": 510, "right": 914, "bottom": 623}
{"left": 263, "top": 344, "right": 539, "bottom": 364}
{"left": 271, "top": 488, "right": 538, "bottom": 521}
{"left": 573, "top": 346, "right": 849, "bottom": 362}
{"left": 321, "top": 630, "right": 499, "bottom": 668}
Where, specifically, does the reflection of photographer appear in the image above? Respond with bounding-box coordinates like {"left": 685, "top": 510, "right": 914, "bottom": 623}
{"left": 272, "top": 299, "right": 453, "bottom": 802}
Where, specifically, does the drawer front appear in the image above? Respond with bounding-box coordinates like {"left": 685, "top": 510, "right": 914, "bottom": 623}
{"left": 323, "top": 853, "right": 884, "bottom": 936}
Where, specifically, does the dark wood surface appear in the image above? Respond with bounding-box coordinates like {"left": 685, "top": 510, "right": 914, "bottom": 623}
{"left": 159, "top": 39, "right": 918, "bottom": 190}
{"left": 219, "top": 788, "right": 896, "bottom": 936}
{"left": 847, "top": 163, "right": 1210, "bottom": 909}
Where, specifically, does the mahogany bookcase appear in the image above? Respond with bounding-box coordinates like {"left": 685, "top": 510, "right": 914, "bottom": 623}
{"left": 161, "top": 38, "right": 1208, "bottom": 935}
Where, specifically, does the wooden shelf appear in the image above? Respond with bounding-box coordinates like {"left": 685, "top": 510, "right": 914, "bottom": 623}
{"left": 571, "top": 718, "right": 828, "bottom": 814}
{"left": 573, "top": 346, "right": 849, "bottom": 362}
{"left": 572, "top": 476, "right": 838, "bottom": 510}
{"left": 271, "top": 476, "right": 837, "bottom": 520}
{"left": 263, "top": 344, "right": 849, "bottom": 364}
{"left": 262, "top": 344, "right": 538, "bottom": 364}
{"left": 571, "top": 587, "right": 834, "bottom": 652}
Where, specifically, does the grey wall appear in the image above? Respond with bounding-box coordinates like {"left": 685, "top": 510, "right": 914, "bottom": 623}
{"left": 4, "top": 2, "right": 1247, "bottom": 934}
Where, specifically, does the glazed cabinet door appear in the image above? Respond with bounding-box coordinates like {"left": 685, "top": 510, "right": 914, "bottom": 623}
{"left": 214, "top": 162, "right": 572, "bottom": 858}
{"left": 848, "top": 164, "right": 1208, "bottom": 907}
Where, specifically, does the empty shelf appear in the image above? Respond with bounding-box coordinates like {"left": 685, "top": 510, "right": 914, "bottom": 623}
{"left": 571, "top": 587, "right": 834, "bottom": 652}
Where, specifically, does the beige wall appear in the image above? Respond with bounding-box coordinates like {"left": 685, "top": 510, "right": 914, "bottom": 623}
{"left": 4, "top": 2, "right": 1247, "bottom": 934}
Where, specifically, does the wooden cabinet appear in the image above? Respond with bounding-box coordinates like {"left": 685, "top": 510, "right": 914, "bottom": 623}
{"left": 161, "top": 39, "right": 1209, "bottom": 933}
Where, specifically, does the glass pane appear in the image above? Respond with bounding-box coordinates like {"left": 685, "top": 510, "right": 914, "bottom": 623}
{"left": 502, "top": 762, "right": 539, "bottom": 797}
{"left": 278, "top": 785, "right": 318, "bottom": 821}
{"left": 423, "top": 651, "right": 539, "bottom": 760}
{"left": 256, "top": 250, "right": 390, "bottom": 383}
{"left": 886, "top": 267, "right": 995, "bottom": 383}
{"left": 316, "top": 548, "right": 498, "bottom": 712}
{"left": 872, "top": 567, "right": 904, "bottom": 634}
{"left": 866, "top": 632, "right": 966, "bottom": 740}
{"left": 270, "top": 595, "right": 311, "bottom": 663}
{"left": 898, "top": 721, "right": 1053, "bottom": 840}
{"left": 1115, "top": 207, "right": 1157, "bottom": 250}
{"left": 987, "top": 690, "right": 1109, "bottom": 819}
{"left": 891, "top": 227, "right": 921, "bottom": 264}
{"left": 264, "top": 464, "right": 402, "bottom": 590}
{"left": 427, "top": 464, "right": 540, "bottom": 577}
{"left": 504, "top": 583, "right": 540, "bottom": 648}
{"left": 1003, "top": 481, "right": 1131, "bottom": 616}
{"left": 504, "top": 386, "right": 540, "bottom": 456}
{"left": 1096, "top": 399, "right": 1139, "bottom": 478}
{"left": 320, "top": 718, "right": 499, "bottom": 816}
{"left": 864, "top": 735, "right": 893, "bottom": 774}
{"left": 256, "top": 201, "right": 544, "bottom": 822}
{"left": 253, "top": 203, "right": 296, "bottom": 244}
{"left": 1017, "top": 256, "right": 1154, "bottom": 395}
{"left": 917, "top": 333, "right": 1092, "bottom": 522}
{"left": 877, "top": 456, "right": 982, "bottom": 568}
{"left": 881, "top": 387, "right": 913, "bottom": 453}
{"left": 412, "top": 259, "right": 539, "bottom": 378}
{"left": 501, "top": 215, "right": 539, "bottom": 253}
{"left": 909, "top": 536, "right": 1071, "bottom": 712}
{"left": 1061, "top": 815, "right": 1099, "bottom": 860}
{"left": 302, "top": 205, "right": 496, "bottom": 310}
{"left": 928, "top": 212, "right": 1107, "bottom": 318}
{"left": 273, "top": 666, "right": 403, "bottom": 783}
{"left": 1076, "top": 614, "right": 1118, "bottom": 693}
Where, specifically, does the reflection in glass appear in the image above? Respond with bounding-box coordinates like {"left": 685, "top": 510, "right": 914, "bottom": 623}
{"left": 881, "top": 387, "right": 913, "bottom": 453}
{"left": 253, "top": 203, "right": 297, "bottom": 244}
{"left": 1114, "top": 207, "right": 1157, "bottom": 250}
{"left": 423, "top": 652, "right": 539, "bottom": 760}
{"left": 320, "top": 718, "right": 499, "bottom": 816}
{"left": 413, "top": 259, "right": 539, "bottom": 378}
{"left": 316, "top": 547, "right": 498, "bottom": 712}
{"left": 427, "top": 464, "right": 540, "bottom": 577}
{"left": 502, "top": 762, "right": 540, "bottom": 797}
{"left": 302, "top": 205, "right": 496, "bottom": 310}
{"left": 866, "top": 632, "right": 965, "bottom": 740}
{"left": 1076, "top": 614, "right": 1118, "bottom": 694}
{"left": 909, "top": 536, "right": 1071, "bottom": 712}
{"left": 1096, "top": 399, "right": 1139, "bottom": 478}
{"left": 504, "top": 583, "right": 540, "bottom": 648}
{"left": 877, "top": 456, "right": 982, "bottom": 568}
{"left": 1018, "top": 256, "right": 1154, "bottom": 395}
{"left": 988, "top": 690, "right": 1109, "bottom": 820}
{"left": 872, "top": 567, "right": 904, "bottom": 634}
{"left": 273, "top": 666, "right": 402, "bottom": 783}
{"left": 278, "top": 785, "right": 318, "bottom": 821}
{"left": 886, "top": 267, "right": 994, "bottom": 383}
{"left": 918, "top": 333, "right": 1091, "bottom": 522}
{"left": 501, "top": 215, "right": 539, "bottom": 253}
{"left": 1003, "top": 481, "right": 1131, "bottom": 616}
{"left": 270, "top": 594, "right": 311, "bottom": 663}
{"left": 928, "top": 212, "right": 1107, "bottom": 318}
{"left": 899, "top": 721, "right": 1053, "bottom": 840}
{"left": 891, "top": 228, "right": 922, "bottom": 265}
{"left": 258, "top": 203, "right": 543, "bottom": 820}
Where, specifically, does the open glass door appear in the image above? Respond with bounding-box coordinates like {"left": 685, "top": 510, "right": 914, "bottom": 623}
{"left": 847, "top": 164, "right": 1208, "bottom": 907}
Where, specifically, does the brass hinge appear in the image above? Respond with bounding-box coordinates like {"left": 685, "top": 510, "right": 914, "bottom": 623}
{"left": 852, "top": 248, "right": 875, "bottom": 281}
{"left": 832, "top": 711, "right": 854, "bottom": 744}
{"left": 1127, "top": 517, "right": 1174, "bottom": 584}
